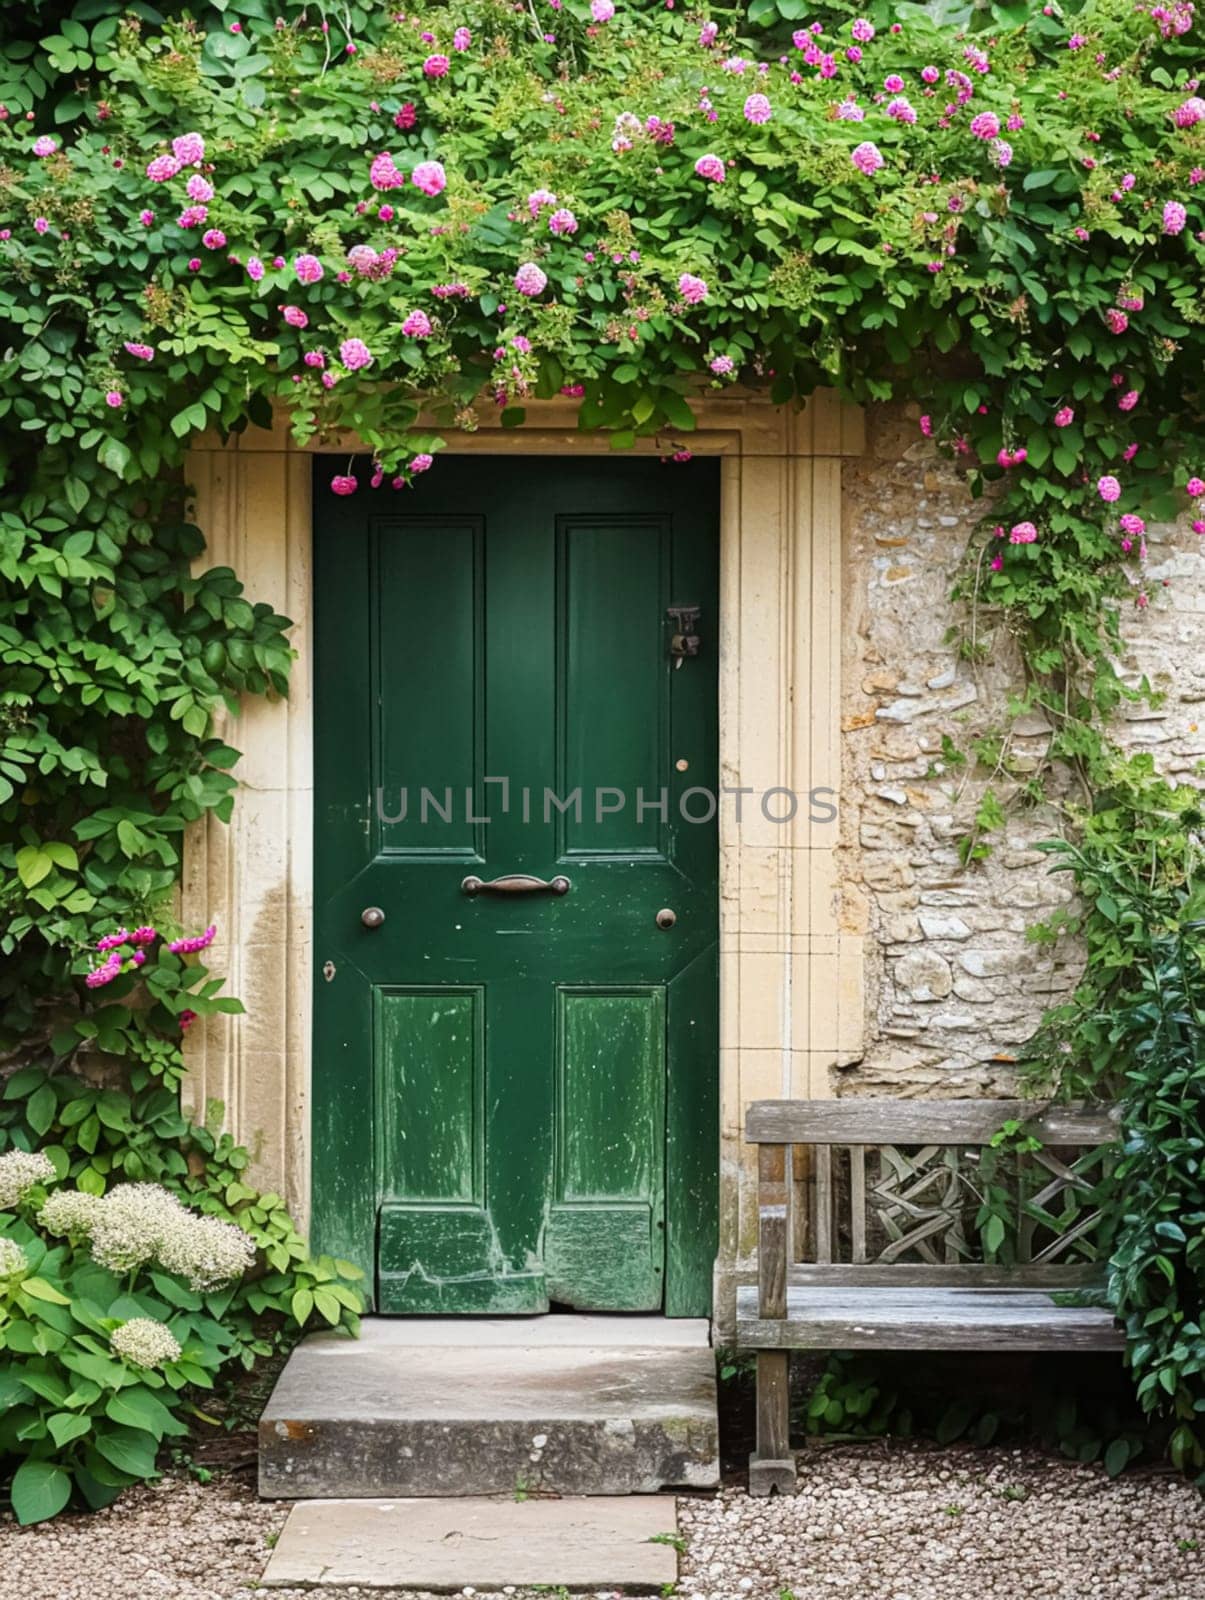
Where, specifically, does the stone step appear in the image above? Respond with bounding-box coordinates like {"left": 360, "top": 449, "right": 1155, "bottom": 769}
{"left": 259, "top": 1315, "right": 719, "bottom": 1499}
{"left": 260, "top": 1495, "right": 681, "bottom": 1590}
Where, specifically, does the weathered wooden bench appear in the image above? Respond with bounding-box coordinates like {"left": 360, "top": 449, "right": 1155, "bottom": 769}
{"left": 741, "top": 1098, "right": 1125, "bottom": 1495}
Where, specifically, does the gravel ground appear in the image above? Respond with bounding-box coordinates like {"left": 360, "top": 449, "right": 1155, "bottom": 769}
{"left": 0, "top": 1444, "right": 1200, "bottom": 1600}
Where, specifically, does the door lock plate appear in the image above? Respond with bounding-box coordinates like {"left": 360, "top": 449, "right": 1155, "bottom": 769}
{"left": 667, "top": 604, "right": 701, "bottom": 662}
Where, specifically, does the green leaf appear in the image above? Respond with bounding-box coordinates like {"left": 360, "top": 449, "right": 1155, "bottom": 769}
{"left": 26, "top": 1082, "right": 57, "bottom": 1136}
{"left": 15, "top": 846, "right": 52, "bottom": 888}
{"left": 48, "top": 1412, "right": 92, "bottom": 1447}
{"left": 105, "top": 1388, "right": 179, "bottom": 1440}
{"left": 21, "top": 1277, "right": 72, "bottom": 1305}
{"left": 658, "top": 391, "right": 696, "bottom": 432}
{"left": 94, "top": 1424, "right": 159, "bottom": 1480}
{"left": 11, "top": 1460, "right": 72, "bottom": 1525}
{"left": 313, "top": 1289, "right": 341, "bottom": 1325}
{"left": 96, "top": 438, "right": 132, "bottom": 477}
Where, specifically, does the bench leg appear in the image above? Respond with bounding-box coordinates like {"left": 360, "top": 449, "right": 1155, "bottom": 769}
{"left": 749, "top": 1350, "right": 796, "bottom": 1496}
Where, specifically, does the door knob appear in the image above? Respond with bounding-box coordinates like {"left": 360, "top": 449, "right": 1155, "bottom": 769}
{"left": 361, "top": 906, "right": 386, "bottom": 928}
{"left": 655, "top": 908, "right": 677, "bottom": 929}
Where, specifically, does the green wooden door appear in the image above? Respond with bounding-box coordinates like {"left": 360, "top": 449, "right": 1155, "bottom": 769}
{"left": 312, "top": 457, "right": 718, "bottom": 1315}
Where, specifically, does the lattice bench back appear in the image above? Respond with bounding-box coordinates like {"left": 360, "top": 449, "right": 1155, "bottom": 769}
{"left": 746, "top": 1098, "right": 1118, "bottom": 1290}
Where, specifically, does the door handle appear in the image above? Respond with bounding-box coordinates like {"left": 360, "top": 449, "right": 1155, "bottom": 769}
{"left": 461, "top": 874, "right": 571, "bottom": 897}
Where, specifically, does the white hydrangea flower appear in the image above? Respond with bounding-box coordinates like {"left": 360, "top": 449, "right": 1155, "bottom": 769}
{"left": 0, "top": 1237, "right": 29, "bottom": 1280}
{"left": 157, "top": 1211, "right": 256, "bottom": 1292}
{"left": 83, "top": 1182, "right": 255, "bottom": 1290}
{"left": 0, "top": 1149, "right": 56, "bottom": 1209}
{"left": 88, "top": 1183, "right": 190, "bottom": 1273}
{"left": 110, "top": 1316, "right": 182, "bottom": 1368}
{"left": 39, "top": 1188, "right": 103, "bottom": 1239}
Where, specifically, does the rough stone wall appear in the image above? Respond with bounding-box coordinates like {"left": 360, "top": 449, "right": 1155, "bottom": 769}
{"left": 836, "top": 403, "right": 1205, "bottom": 1096}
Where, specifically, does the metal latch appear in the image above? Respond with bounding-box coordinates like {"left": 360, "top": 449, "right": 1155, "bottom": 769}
{"left": 667, "top": 604, "right": 701, "bottom": 666}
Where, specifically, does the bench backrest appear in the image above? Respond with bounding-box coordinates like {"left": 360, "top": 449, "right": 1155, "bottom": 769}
{"left": 746, "top": 1098, "right": 1118, "bottom": 1297}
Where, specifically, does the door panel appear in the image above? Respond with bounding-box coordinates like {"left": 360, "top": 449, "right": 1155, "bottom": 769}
{"left": 546, "top": 987, "right": 666, "bottom": 1310}
{"left": 312, "top": 457, "right": 719, "bottom": 1315}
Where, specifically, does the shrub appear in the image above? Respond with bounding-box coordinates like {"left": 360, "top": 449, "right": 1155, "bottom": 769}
{"left": 0, "top": 928, "right": 363, "bottom": 1523}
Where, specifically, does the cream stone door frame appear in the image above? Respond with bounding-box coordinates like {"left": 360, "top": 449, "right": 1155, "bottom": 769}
{"left": 183, "top": 391, "right": 865, "bottom": 1327}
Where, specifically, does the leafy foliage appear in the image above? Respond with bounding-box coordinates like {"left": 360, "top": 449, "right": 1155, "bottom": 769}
{"left": 797, "top": 1349, "right": 1149, "bottom": 1472}
{"left": 0, "top": 1156, "right": 363, "bottom": 1523}
{"left": 1029, "top": 808, "right": 1205, "bottom": 1472}
{"left": 0, "top": 933, "right": 362, "bottom": 1519}
{"left": 0, "top": 0, "right": 1202, "bottom": 1492}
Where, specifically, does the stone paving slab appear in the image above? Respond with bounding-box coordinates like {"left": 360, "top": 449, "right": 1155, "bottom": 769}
{"left": 260, "top": 1495, "right": 680, "bottom": 1590}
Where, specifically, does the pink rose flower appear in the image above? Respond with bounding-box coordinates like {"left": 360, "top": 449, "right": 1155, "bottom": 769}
{"left": 548, "top": 208, "right": 578, "bottom": 235}
{"left": 402, "top": 309, "right": 432, "bottom": 337}
{"left": 1009, "top": 521, "right": 1038, "bottom": 544}
{"left": 678, "top": 273, "right": 708, "bottom": 304}
{"left": 294, "top": 253, "right": 324, "bottom": 284}
{"left": 1163, "top": 200, "right": 1188, "bottom": 235}
{"left": 412, "top": 160, "right": 447, "bottom": 197}
{"left": 340, "top": 338, "right": 374, "bottom": 371}
{"left": 851, "top": 141, "right": 885, "bottom": 175}
{"left": 423, "top": 53, "right": 450, "bottom": 77}
{"left": 411, "top": 453, "right": 434, "bottom": 473}
{"left": 969, "top": 111, "right": 1000, "bottom": 140}
{"left": 331, "top": 475, "right": 358, "bottom": 496}
{"left": 146, "top": 154, "right": 180, "bottom": 183}
{"left": 124, "top": 342, "right": 154, "bottom": 360}
{"left": 591, "top": 0, "right": 615, "bottom": 19}
{"left": 172, "top": 132, "right": 205, "bottom": 166}
{"left": 694, "top": 154, "right": 725, "bottom": 182}
{"left": 33, "top": 136, "right": 57, "bottom": 157}
{"left": 1054, "top": 406, "right": 1074, "bottom": 427}
{"left": 104, "top": 390, "right": 123, "bottom": 408}
{"left": 744, "top": 93, "right": 771, "bottom": 124}
{"left": 514, "top": 262, "right": 548, "bottom": 297}
{"left": 370, "top": 152, "right": 404, "bottom": 191}
{"left": 1097, "top": 475, "right": 1122, "bottom": 502}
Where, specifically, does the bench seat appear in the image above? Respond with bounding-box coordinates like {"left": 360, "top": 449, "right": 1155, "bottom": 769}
{"left": 740, "top": 1097, "right": 1123, "bottom": 1494}
{"left": 736, "top": 1283, "right": 1123, "bottom": 1352}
